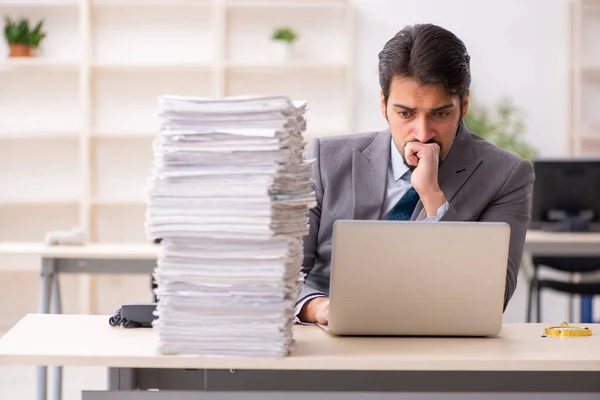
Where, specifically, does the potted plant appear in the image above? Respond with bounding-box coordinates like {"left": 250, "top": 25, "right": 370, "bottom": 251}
{"left": 464, "top": 97, "right": 537, "bottom": 160}
{"left": 3, "top": 16, "right": 46, "bottom": 58}
{"left": 271, "top": 27, "right": 297, "bottom": 62}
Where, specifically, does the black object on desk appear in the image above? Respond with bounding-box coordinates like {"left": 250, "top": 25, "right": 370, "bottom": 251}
{"left": 109, "top": 303, "right": 157, "bottom": 328}
{"left": 528, "top": 159, "right": 600, "bottom": 323}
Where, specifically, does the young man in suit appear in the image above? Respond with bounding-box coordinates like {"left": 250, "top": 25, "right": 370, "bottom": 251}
{"left": 297, "top": 23, "right": 535, "bottom": 324}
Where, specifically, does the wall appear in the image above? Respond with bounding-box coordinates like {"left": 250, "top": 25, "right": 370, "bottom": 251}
{"left": 351, "top": 0, "right": 571, "bottom": 158}
{"left": 0, "top": 0, "right": 574, "bottom": 329}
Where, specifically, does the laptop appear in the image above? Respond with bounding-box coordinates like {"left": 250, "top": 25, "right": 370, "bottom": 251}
{"left": 322, "top": 220, "right": 511, "bottom": 337}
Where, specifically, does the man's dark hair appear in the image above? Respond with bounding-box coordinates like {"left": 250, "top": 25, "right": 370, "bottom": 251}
{"left": 378, "top": 23, "right": 471, "bottom": 104}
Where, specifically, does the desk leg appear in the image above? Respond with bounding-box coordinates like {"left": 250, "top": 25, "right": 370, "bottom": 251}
{"left": 108, "top": 368, "right": 135, "bottom": 390}
{"left": 51, "top": 270, "right": 63, "bottom": 400}
{"left": 37, "top": 258, "right": 54, "bottom": 400}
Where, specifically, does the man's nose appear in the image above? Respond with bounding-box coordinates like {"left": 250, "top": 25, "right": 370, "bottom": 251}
{"left": 411, "top": 118, "right": 435, "bottom": 143}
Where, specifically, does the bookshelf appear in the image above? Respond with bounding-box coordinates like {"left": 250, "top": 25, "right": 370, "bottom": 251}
{"left": 569, "top": 0, "right": 600, "bottom": 155}
{"left": 0, "top": 0, "right": 354, "bottom": 278}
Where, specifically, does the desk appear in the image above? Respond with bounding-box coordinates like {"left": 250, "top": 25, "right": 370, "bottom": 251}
{"left": 2, "top": 232, "right": 600, "bottom": 400}
{"left": 524, "top": 230, "right": 600, "bottom": 256}
{"left": 523, "top": 231, "right": 600, "bottom": 323}
{"left": 0, "top": 243, "right": 160, "bottom": 400}
{"left": 1, "top": 314, "right": 600, "bottom": 399}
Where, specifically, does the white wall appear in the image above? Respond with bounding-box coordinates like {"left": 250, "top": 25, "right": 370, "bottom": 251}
{"left": 0, "top": 0, "right": 574, "bottom": 329}
{"left": 351, "top": 0, "right": 570, "bottom": 158}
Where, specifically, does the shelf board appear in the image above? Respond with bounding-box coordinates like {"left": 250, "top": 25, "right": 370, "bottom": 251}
{"left": 92, "top": 132, "right": 157, "bottom": 138}
{"left": 0, "top": 131, "right": 79, "bottom": 140}
{"left": 93, "top": 130, "right": 341, "bottom": 139}
{"left": 91, "top": 61, "right": 212, "bottom": 72}
{"left": 92, "top": 0, "right": 211, "bottom": 6}
{"left": 0, "top": 199, "right": 79, "bottom": 206}
{"left": 225, "top": 0, "right": 346, "bottom": 8}
{"left": 305, "top": 130, "right": 345, "bottom": 137}
{"left": 0, "top": 58, "right": 79, "bottom": 71}
{"left": 92, "top": 200, "right": 145, "bottom": 206}
{"left": 0, "top": 0, "right": 77, "bottom": 6}
{"left": 225, "top": 61, "right": 347, "bottom": 72}
{"left": 581, "top": 67, "right": 600, "bottom": 78}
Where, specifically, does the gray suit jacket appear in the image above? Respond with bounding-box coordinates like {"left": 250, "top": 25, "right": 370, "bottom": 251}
{"left": 300, "top": 121, "right": 535, "bottom": 311}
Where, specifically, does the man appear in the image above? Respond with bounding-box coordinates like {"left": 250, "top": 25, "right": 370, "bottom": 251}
{"left": 296, "top": 23, "right": 535, "bottom": 324}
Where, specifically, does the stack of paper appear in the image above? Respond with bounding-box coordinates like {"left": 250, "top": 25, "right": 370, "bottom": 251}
{"left": 145, "top": 95, "right": 316, "bottom": 357}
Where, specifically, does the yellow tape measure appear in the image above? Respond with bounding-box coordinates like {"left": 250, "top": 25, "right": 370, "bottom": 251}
{"left": 544, "top": 321, "right": 592, "bottom": 337}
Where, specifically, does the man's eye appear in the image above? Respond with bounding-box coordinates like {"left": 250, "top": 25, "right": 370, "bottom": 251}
{"left": 398, "top": 111, "right": 412, "bottom": 118}
{"left": 433, "top": 111, "right": 450, "bottom": 118}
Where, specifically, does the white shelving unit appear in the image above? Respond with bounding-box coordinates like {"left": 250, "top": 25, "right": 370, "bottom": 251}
{"left": 569, "top": 0, "right": 600, "bottom": 155}
{"left": 0, "top": 0, "right": 354, "bottom": 264}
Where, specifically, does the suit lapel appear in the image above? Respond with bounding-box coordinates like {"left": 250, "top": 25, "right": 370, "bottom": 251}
{"left": 352, "top": 130, "right": 390, "bottom": 220}
{"left": 411, "top": 121, "right": 483, "bottom": 220}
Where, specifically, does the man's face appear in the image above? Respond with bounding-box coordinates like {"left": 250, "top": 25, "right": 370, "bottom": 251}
{"left": 380, "top": 76, "right": 469, "bottom": 168}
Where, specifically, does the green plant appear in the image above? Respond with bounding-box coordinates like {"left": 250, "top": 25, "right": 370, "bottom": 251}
{"left": 3, "top": 16, "right": 46, "bottom": 48}
{"left": 464, "top": 97, "right": 537, "bottom": 160}
{"left": 272, "top": 27, "right": 297, "bottom": 43}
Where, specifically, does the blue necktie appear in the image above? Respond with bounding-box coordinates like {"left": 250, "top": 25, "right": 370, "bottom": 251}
{"left": 387, "top": 187, "right": 420, "bottom": 221}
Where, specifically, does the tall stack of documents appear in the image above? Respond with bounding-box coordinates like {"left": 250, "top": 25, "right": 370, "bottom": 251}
{"left": 145, "top": 95, "right": 316, "bottom": 357}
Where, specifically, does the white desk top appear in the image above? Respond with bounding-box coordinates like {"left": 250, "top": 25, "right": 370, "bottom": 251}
{"left": 1, "top": 314, "right": 599, "bottom": 372}
{"left": 524, "top": 230, "right": 600, "bottom": 255}
{"left": 0, "top": 231, "right": 598, "bottom": 260}
{"left": 0, "top": 242, "right": 159, "bottom": 259}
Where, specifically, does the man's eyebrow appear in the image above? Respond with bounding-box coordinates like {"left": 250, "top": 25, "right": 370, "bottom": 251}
{"left": 431, "top": 104, "right": 454, "bottom": 112}
{"left": 392, "top": 103, "right": 454, "bottom": 112}
{"left": 392, "top": 104, "right": 416, "bottom": 111}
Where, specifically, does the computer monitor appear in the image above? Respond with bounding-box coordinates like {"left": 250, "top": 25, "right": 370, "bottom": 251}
{"left": 531, "top": 159, "right": 600, "bottom": 232}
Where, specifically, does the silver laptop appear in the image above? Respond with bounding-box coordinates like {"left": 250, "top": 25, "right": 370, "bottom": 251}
{"left": 322, "top": 220, "right": 510, "bottom": 337}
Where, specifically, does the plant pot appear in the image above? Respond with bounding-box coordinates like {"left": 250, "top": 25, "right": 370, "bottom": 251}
{"left": 273, "top": 41, "right": 293, "bottom": 62}
{"left": 9, "top": 44, "right": 32, "bottom": 57}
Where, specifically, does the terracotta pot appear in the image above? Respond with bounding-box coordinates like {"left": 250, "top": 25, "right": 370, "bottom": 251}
{"left": 9, "top": 44, "right": 32, "bottom": 57}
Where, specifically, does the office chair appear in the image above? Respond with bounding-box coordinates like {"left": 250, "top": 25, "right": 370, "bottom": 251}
{"left": 526, "top": 256, "right": 600, "bottom": 322}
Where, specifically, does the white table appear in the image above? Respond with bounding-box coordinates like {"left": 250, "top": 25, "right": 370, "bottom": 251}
{"left": 524, "top": 230, "right": 600, "bottom": 255}
{"left": 1, "top": 314, "right": 600, "bottom": 399}
{"left": 0, "top": 242, "right": 160, "bottom": 400}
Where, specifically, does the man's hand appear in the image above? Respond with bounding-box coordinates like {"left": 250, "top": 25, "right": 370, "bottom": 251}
{"left": 404, "top": 141, "right": 447, "bottom": 216}
{"left": 298, "top": 297, "right": 329, "bottom": 324}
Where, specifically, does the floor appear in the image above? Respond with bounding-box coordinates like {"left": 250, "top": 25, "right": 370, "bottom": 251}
{"left": 0, "top": 341, "right": 106, "bottom": 400}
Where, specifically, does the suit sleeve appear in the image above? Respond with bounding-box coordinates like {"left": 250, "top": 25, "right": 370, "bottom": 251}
{"left": 440, "top": 159, "right": 535, "bottom": 311}
{"left": 298, "top": 138, "right": 327, "bottom": 305}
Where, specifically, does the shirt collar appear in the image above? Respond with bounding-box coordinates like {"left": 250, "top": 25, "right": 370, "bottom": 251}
{"left": 390, "top": 138, "right": 410, "bottom": 182}
{"left": 389, "top": 135, "right": 457, "bottom": 182}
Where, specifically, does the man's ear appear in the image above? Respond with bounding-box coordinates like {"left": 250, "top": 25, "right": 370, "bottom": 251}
{"left": 461, "top": 91, "right": 470, "bottom": 119}
{"left": 380, "top": 90, "right": 387, "bottom": 120}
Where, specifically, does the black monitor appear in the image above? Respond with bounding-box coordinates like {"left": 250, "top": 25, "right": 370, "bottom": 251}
{"left": 530, "top": 159, "right": 600, "bottom": 232}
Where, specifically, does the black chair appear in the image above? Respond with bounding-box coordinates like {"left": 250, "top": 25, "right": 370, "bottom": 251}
{"left": 527, "top": 256, "right": 600, "bottom": 322}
